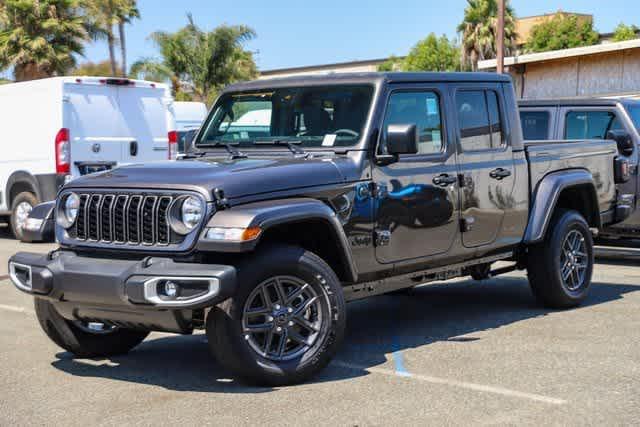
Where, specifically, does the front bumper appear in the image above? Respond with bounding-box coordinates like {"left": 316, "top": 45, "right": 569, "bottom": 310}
{"left": 8, "top": 251, "right": 236, "bottom": 333}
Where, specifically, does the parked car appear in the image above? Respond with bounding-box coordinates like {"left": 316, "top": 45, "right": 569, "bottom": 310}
{"left": 173, "top": 101, "right": 207, "bottom": 154}
{"left": 10, "top": 72, "right": 630, "bottom": 386}
{"left": 0, "top": 76, "right": 177, "bottom": 239}
{"left": 519, "top": 98, "right": 640, "bottom": 242}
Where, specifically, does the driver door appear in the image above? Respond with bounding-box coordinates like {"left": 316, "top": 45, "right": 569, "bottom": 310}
{"left": 373, "top": 85, "right": 460, "bottom": 264}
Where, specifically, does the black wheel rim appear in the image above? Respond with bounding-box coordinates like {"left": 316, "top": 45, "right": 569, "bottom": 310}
{"left": 560, "top": 229, "right": 589, "bottom": 291}
{"left": 242, "top": 276, "right": 325, "bottom": 362}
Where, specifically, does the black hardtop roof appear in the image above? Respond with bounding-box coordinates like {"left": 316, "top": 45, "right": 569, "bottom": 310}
{"left": 519, "top": 98, "right": 640, "bottom": 107}
{"left": 222, "top": 72, "right": 511, "bottom": 93}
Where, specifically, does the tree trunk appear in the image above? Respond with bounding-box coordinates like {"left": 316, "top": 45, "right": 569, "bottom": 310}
{"left": 118, "top": 21, "right": 127, "bottom": 77}
{"left": 107, "top": 30, "right": 117, "bottom": 76}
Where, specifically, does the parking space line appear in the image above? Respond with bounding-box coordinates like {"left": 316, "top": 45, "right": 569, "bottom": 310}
{"left": 331, "top": 360, "right": 567, "bottom": 405}
{"left": 0, "top": 304, "right": 33, "bottom": 315}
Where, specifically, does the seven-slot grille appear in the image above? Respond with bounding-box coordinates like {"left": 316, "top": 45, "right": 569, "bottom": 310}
{"left": 73, "top": 193, "right": 174, "bottom": 245}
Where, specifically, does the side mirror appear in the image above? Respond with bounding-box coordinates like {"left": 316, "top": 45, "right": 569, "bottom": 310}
{"left": 386, "top": 124, "right": 418, "bottom": 155}
{"left": 607, "top": 130, "right": 634, "bottom": 156}
{"left": 183, "top": 129, "right": 198, "bottom": 153}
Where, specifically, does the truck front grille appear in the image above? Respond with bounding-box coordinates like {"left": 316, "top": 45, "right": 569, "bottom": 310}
{"left": 73, "top": 192, "right": 176, "bottom": 246}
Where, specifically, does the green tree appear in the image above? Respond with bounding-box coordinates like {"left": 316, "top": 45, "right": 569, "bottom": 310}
{"left": 130, "top": 15, "right": 258, "bottom": 102}
{"left": 403, "top": 34, "right": 461, "bottom": 71}
{"left": 72, "top": 59, "right": 122, "bottom": 76}
{"left": 457, "top": 0, "right": 516, "bottom": 71}
{"left": 526, "top": 14, "right": 599, "bottom": 52}
{"left": 612, "top": 23, "right": 639, "bottom": 42}
{"left": 0, "top": 0, "right": 91, "bottom": 81}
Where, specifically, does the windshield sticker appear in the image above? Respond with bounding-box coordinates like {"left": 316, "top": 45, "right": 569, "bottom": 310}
{"left": 322, "top": 134, "right": 337, "bottom": 147}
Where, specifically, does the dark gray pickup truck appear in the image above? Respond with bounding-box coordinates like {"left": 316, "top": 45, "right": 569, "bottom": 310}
{"left": 520, "top": 98, "right": 640, "bottom": 243}
{"left": 10, "top": 73, "right": 630, "bottom": 386}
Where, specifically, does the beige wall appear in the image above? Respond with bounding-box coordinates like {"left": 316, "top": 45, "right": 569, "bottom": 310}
{"left": 510, "top": 48, "right": 640, "bottom": 99}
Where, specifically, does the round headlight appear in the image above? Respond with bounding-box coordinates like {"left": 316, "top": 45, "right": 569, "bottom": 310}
{"left": 169, "top": 196, "right": 205, "bottom": 235}
{"left": 181, "top": 196, "right": 204, "bottom": 230}
{"left": 57, "top": 192, "right": 80, "bottom": 229}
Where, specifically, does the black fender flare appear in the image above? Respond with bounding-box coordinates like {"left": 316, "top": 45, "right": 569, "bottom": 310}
{"left": 523, "top": 169, "right": 600, "bottom": 244}
{"left": 197, "top": 198, "right": 358, "bottom": 282}
{"left": 6, "top": 171, "right": 41, "bottom": 205}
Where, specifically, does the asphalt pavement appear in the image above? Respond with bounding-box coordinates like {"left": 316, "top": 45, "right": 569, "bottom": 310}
{"left": 1, "top": 228, "right": 640, "bottom": 425}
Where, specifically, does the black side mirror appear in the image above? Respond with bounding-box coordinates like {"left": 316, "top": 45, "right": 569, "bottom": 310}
{"left": 607, "top": 130, "right": 634, "bottom": 156}
{"left": 386, "top": 124, "right": 418, "bottom": 155}
{"left": 183, "top": 129, "right": 198, "bottom": 153}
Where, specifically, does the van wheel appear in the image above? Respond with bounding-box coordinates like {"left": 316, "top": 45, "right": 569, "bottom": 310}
{"left": 207, "top": 245, "right": 346, "bottom": 386}
{"left": 10, "top": 192, "right": 38, "bottom": 240}
{"left": 527, "top": 209, "right": 594, "bottom": 309}
{"left": 34, "top": 299, "right": 149, "bottom": 357}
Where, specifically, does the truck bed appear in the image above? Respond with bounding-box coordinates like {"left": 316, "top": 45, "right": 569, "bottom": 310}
{"left": 525, "top": 139, "right": 618, "bottom": 215}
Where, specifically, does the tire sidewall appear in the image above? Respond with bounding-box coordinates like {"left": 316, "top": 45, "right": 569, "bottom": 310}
{"left": 549, "top": 211, "right": 594, "bottom": 301}
{"left": 215, "top": 246, "right": 346, "bottom": 383}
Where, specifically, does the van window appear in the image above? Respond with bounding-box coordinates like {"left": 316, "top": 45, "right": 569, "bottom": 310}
{"left": 565, "top": 111, "right": 621, "bottom": 139}
{"left": 382, "top": 91, "right": 444, "bottom": 155}
{"left": 520, "top": 111, "right": 550, "bottom": 140}
{"left": 456, "top": 90, "right": 503, "bottom": 151}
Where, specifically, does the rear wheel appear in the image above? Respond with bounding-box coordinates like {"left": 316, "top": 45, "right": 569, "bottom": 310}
{"left": 10, "top": 191, "right": 38, "bottom": 240}
{"left": 34, "top": 299, "right": 149, "bottom": 357}
{"left": 207, "top": 245, "right": 346, "bottom": 386}
{"left": 527, "top": 209, "right": 594, "bottom": 308}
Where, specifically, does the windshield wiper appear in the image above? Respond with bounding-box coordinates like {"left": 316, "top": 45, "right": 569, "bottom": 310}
{"left": 255, "top": 139, "right": 307, "bottom": 156}
{"left": 220, "top": 143, "right": 247, "bottom": 159}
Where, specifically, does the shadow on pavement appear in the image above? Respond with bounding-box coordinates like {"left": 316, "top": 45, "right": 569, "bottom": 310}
{"left": 50, "top": 276, "right": 639, "bottom": 391}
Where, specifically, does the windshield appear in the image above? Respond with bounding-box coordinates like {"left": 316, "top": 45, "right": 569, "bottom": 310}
{"left": 195, "top": 85, "right": 374, "bottom": 149}
{"left": 626, "top": 104, "right": 640, "bottom": 131}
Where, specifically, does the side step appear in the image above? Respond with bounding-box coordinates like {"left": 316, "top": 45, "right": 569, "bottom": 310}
{"left": 344, "top": 252, "right": 514, "bottom": 301}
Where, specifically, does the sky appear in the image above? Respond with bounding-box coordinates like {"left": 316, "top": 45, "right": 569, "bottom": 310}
{"left": 3, "top": 0, "right": 638, "bottom": 78}
{"left": 85, "top": 0, "right": 636, "bottom": 71}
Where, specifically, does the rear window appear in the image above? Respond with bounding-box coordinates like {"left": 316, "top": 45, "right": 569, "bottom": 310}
{"left": 565, "top": 111, "right": 622, "bottom": 140}
{"left": 520, "top": 111, "right": 550, "bottom": 140}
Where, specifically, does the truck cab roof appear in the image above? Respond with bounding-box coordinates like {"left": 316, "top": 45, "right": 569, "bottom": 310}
{"left": 224, "top": 72, "right": 512, "bottom": 93}
{"left": 519, "top": 98, "right": 640, "bottom": 108}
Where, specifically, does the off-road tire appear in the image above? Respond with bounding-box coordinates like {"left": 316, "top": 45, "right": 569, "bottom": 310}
{"left": 527, "top": 209, "right": 594, "bottom": 309}
{"left": 207, "top": 245, "right": 346, "bottom": 386}
{"left": 10, "top": 191, "right": 38, "bottom": 240}
{"left": 34, "top": 298, "right": 149, "bottom": 357}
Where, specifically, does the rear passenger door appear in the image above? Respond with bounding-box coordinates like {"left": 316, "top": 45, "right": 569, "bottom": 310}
{"left": 453, "top": 85, "right": 516, "bottom": 248}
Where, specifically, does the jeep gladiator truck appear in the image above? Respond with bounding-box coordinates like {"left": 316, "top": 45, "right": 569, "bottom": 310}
{"left": 10, "top": 73, "right": 629, "bottom": 386}
{"left": 519, "top": 98, "right": 640, "bottom": 244}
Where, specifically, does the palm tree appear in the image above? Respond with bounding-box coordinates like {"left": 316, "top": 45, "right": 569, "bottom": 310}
{"left": 85, "top": 0, "right": 119, "bottom": 76}
{"left": 130, "top": 15, "right": 257, "bottom": 102}
{"left": 0, "top": 0, "right": 91, "bottom": 81}
{"left": 457, "top": 0, "right": 516, "bottom": 71}
{"left": 115, "top": 0, "right": 139, "bottom": 77}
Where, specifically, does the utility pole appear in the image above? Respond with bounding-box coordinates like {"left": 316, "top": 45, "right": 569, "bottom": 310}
{"left": 496, "top": 0, "right": 505, "bottom": 74}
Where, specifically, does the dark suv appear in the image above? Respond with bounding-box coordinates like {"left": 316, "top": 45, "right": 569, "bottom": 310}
{"left": 10, "top": 73, "right": 627, "bottom": 385}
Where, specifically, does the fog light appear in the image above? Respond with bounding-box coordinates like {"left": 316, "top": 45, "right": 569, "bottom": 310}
{"left": 164, "top": 281, "right": 179, "bottom": 298}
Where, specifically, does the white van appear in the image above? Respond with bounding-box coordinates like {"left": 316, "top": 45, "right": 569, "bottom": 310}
{"left": 173, "top": 101, "right": 207, "bottom": 154}
{"left": 0, "top": 76, "right": 177, "bottom": 239}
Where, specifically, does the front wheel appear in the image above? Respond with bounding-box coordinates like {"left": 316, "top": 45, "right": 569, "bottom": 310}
{"left": 207, "top": 245, "right": 346, "bottom": 386}
{"left": 10, "top": 191, "right": 38, "bottom": 240}
{"left": 34, "top": 299, "right": 149, "bottom": 357}
{"left": 527, "top": 209, "right": 594, "bottom": 309}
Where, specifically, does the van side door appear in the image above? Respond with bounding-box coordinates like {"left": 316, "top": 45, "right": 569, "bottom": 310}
{"left": 372, "top": 84, "right": 459, "bottom": 264}
{"left": 453, "top": 84, "right": 516, "bottom": 248}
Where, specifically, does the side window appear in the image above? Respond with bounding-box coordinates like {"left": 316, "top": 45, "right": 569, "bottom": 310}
{"left": 456, "top": 90, "right": 503, "bottom": 151}
{"left": 520, "top": 111, "right": 550, "bottom": 140}
{"left": 382, "top": 91, "right": 443, "bottom": 155}
{"left": 565, "top": 111, "right": 619, "bottom": 140}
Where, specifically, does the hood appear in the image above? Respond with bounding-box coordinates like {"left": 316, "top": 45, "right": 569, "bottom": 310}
{"left": 67, "top": 155, "right": 355, "bottom": 200}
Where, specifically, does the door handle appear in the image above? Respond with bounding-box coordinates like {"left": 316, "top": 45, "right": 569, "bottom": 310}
{"left": 489, "top": 168, "right": 511, "bottom": 180}
{"left": 130, "top": 140, "right": 138, "bottom": 156}
{"left": 433, "top": 174, "right": 457, "bottom": 187}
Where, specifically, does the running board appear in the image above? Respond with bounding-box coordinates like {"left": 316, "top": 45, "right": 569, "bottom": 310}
{"left": 344, "top": 252, "right": 514, "bottom": 301}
